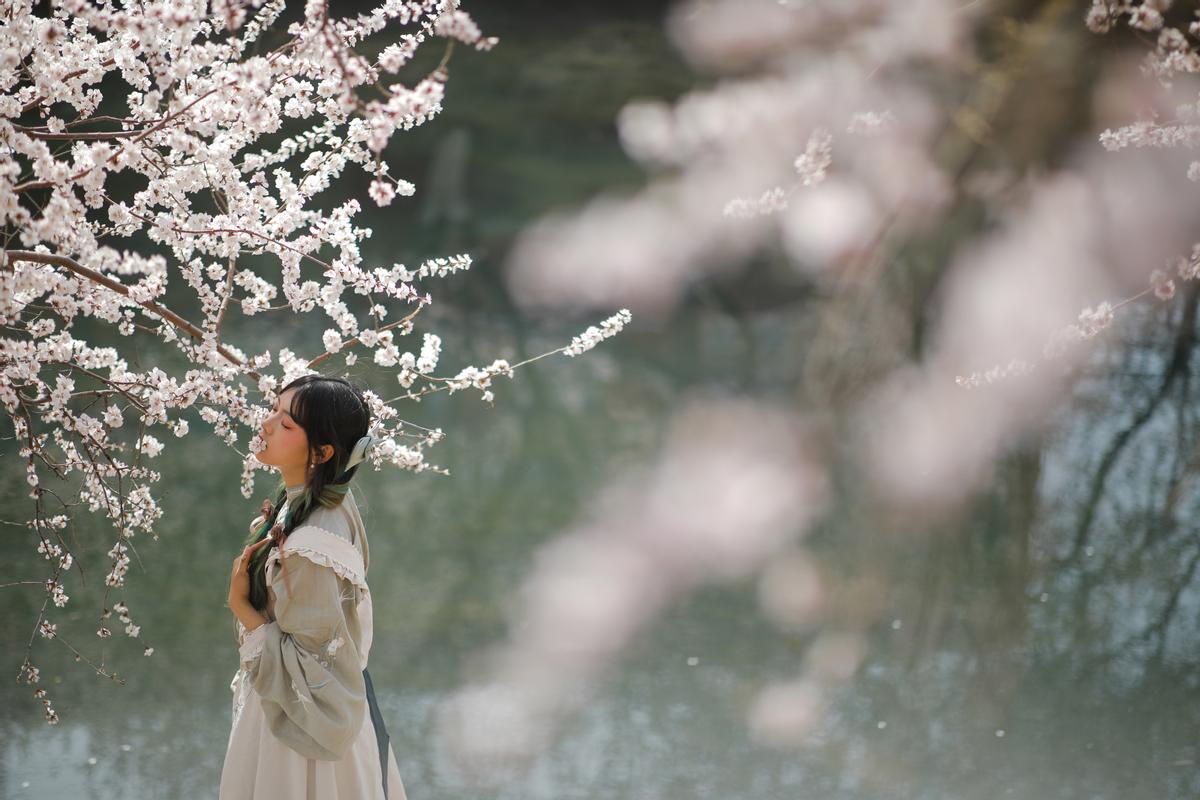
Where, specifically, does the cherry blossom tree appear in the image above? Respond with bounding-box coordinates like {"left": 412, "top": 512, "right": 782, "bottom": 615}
{"left": 0, "top": 0, "right": 629, "bottom": 725}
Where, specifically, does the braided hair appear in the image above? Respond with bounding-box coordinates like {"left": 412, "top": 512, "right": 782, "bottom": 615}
{"left": 242, "top": 375, "right": 372, "bottom": 612}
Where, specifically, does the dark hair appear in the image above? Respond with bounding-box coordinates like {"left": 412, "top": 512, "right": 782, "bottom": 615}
{"left": 241, "top": 374, "right": 372, "bottom": 612}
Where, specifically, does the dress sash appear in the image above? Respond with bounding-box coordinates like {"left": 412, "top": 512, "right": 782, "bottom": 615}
{"left": 363, "top": 668, "right": 391, "bottom": 799}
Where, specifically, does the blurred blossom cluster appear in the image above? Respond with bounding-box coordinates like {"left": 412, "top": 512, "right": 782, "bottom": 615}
{"left": 508, "top": 0, "right": 964, "bottom": 315}
{"left": 0, "top": 0, "right": 627, "bottom": 721}
{"left": 436, "top": 400, "right": 830, "bottom": 778}
{"left": 428, "top": 0, "right": 1200, "bottom": 777}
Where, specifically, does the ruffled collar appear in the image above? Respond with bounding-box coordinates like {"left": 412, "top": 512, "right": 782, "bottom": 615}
{"left": 285, "top": 481, "right": 305, "bottom": 501}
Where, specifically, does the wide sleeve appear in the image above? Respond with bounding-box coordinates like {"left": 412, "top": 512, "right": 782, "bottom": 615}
{"left": 237, "top": 549, "right": 366, "bottom": 760}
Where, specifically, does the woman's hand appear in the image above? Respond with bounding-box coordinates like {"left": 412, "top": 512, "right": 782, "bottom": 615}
{"left": 228, "top": 537, "right": 273, "bottom": 609}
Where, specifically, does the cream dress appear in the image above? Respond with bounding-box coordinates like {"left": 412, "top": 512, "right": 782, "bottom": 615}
{"left": 220, "top": 485, "right": 408, "bottom": 800}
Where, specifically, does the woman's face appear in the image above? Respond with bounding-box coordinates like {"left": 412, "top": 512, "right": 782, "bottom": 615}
{"left": 255, "top": 387, "right": 309, "bottom": 472}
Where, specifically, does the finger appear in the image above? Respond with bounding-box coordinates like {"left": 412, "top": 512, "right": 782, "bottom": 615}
{"left": 243, "top": 538, "right": 272, "bottom": 556}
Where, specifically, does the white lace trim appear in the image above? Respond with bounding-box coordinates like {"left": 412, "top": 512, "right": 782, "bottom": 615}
{"left": 238, "top": 622, "right": 269, "bottom": 666}
{"left": 230, "top": 667, "right": 253, "bottom": 728}
{"left": 266, "top": 525, "right": 368, "bottom": 593}
{"left": 270, "top": 545, "right": 368, "bottom": 593}
{"left": 241, "top": 640, "right": 264, "bottom": 664}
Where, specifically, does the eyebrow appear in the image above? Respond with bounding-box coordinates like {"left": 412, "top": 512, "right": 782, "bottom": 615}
{"left": 272, "top": 398, "right": 295, "bottom": 421}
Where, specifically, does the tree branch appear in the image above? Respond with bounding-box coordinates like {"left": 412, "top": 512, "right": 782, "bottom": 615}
{"left": 2, "top": 250, "right": 257, "bottom": 378}
{"left": 12, "top": 127, "right": 152, "bottom": 141}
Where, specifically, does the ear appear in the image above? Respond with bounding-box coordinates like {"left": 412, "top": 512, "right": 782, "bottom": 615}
{"left": 319, "top": 444, "right": 335, "bottom": 464}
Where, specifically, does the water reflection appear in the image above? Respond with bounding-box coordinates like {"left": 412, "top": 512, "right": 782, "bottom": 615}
{"left": 6, "top": 296, "right": 1200, "bottom": 797}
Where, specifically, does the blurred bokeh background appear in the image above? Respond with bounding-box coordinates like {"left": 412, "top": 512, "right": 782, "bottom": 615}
{"left": 4, "top": 1, "right": 1200, "bottom": 798}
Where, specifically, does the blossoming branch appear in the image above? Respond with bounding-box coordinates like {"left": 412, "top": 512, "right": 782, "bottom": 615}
{"left": 0, "top": 0, "right": 628, "bottom": 725}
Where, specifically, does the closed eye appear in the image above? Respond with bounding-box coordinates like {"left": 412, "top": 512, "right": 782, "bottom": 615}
{"left": 271, "top": 400, "right": 293, "bottom": 429}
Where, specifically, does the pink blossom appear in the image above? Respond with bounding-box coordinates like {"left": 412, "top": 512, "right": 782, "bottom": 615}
{"left": 1151, "top": 267, "right": 1177, "bottom": 300}
{"left": 368, "top": 179, "right": 395, "bottom": 206}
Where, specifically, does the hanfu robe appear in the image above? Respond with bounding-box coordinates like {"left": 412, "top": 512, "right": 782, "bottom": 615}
{"left": 219, "top": 485, "right": 408, "bottom": 800}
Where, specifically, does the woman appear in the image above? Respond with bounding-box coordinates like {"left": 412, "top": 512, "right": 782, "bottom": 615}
{"left": 220, "top": 374, "right": 408, "bottom": 799}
